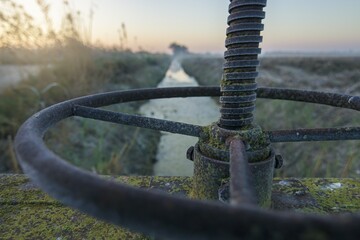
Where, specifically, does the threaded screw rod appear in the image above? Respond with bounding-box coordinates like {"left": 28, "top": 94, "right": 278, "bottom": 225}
{"left": 220, "top": 0, "right": 267, "bottom": 129}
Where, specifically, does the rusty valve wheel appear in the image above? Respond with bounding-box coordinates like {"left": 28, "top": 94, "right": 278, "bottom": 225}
{"left": 14, "top": 0, "right": 360, "bottom": 239}
{"left": 15, "top": 86, "right": 360, "bottom": 240}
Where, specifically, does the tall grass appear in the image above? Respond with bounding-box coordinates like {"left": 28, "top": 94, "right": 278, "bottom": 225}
{"left": 0, "top": 50, "right": 170, "bottom": 173}
{"left": 0, "top": 0, "right": 171, "bottom": 174}
{"left": 0, "top": 0, "right": 89, "bottom": 64}
{"left": 44, "top": 51, "right": 170, "bottom": 175}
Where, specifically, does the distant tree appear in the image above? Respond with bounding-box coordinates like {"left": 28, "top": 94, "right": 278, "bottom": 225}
{"left": 169, "top": 42, "right": 189, "bottom": 56}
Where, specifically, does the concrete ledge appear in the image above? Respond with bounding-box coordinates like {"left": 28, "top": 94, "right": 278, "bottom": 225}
{"left": 1, "top": 174, "right": 359, "bottom": 239}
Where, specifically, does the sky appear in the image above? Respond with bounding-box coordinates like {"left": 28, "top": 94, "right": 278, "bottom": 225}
{"left": 16, "top": 0, "right": 360, "bottom": 54}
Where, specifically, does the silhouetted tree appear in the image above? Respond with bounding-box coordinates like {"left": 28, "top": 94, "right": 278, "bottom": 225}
{"left": 169, "top": 42, "right": 188, "bottom": 56}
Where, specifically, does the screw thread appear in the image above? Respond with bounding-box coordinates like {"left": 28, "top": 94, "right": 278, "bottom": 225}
{"left": 220, "top": 0, "right": 267, "bottom": 129}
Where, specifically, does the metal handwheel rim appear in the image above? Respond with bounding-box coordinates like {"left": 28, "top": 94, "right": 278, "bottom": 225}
{"left": 15, "top": 86, "right": 360, "bottom": 240}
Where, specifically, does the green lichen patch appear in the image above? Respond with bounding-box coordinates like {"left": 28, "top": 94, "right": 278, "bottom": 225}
{"left": 113, "top": 176, "right": 193, "bottom": 196}
{"left": 272, "top": 178, "right": 360, "bottom": 214}
{"left": 272, "top": 178, "right": 322, "bottom": 213}
{"left": 0, "top": 174, "right": 192, "bottom": 239}
{"left": 0, "top": 174, "right": 148, "bottom": 239}
{"left": 0, "top": 174, "right": 56, "bottom": 205}
{"left": 147, "top": 176, "right": 192, "bottom": 196}
{"left": 200, "top": 123, "right": 271, "bottom": 163}
{"left": 200, "top": 125, "right": 226, "bottom": 151}
{"left": 0, "top": 205, "right": 147, "bottom": 240}
{"left": 2, "top": 174, "right": 360, "bottom": 239}
{"left": 301, "top": 178, "right": 360, "bottom": 214}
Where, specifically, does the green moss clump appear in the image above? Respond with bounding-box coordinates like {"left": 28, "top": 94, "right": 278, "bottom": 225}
{"left": 118, "top": 176, "right": 193, "bottom": 196}
{"left": 0, "top": 175, "right": 149, "bottom": 239}
{"left": 301, "top": 178, "right": 360, "bottom": 213}
{"left": 0, "top": 175, "right": 193, "bottom": 239}
{"left": 272, "top": 178, "right": 360, "bottom": 214}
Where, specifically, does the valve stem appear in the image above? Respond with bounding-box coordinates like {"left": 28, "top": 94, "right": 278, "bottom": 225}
{"left": 220, "top": 0, "right": 267, "bottom": 129}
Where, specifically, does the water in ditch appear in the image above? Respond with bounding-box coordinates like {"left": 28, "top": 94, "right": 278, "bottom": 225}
{"left": 140, "top": 59, "right": 220, "bottom": 176}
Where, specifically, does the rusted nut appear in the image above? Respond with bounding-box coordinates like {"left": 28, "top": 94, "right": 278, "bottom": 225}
{"left": 275, "top": 154, "right": 284, "bottom": 169}
{"left": 186, "top": 146, "right": 195, "bottom": 161}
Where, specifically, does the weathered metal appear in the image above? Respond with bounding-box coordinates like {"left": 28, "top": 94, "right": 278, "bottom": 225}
{"left": 229, "top": 138, "right": 256, "bottom": 206}
{"left": 13, "top": 0, "right": 360, "bottom": 238}
{"left": 219, "top": 142, "right": 275, "bottom": 208}
{"left": 199, "top": 123, "right": 271, "bottom": 163}
{"left": 220, "top": 0, "right": 267, "bottom": 129}
{"left": 74, "top": 105, "right": 203, "bottom": 137}
{"left": 14, "top": 86, "right": 360, "bottom": 239}
{"left": 258, "top": 88, "right": 360, "bottom": 142}
{"left": 192, "top": 144, "right": 230, "bottom": 200}
{"left": 200, "top": 0, "right": 273, "bottom": 209}
{"left": 193, "top": 123, "right": 275, "bottom": 206}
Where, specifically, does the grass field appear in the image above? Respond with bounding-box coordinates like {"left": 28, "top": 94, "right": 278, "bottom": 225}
{"left": 0, "top": 0, "right": 173, "bottom": 175}
{"left": 0, "top": 50, "right": 171, "bottom": 174}
{"left": 182, "top": 56, "right": 360, "bottom": 178}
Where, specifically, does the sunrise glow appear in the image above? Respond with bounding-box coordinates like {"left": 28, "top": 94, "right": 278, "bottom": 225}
{"left": 14, "top": 0, "right": 360, "bottom": 53}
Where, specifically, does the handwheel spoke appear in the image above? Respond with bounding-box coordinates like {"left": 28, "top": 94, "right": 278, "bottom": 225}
{"left": 73, "top": 105, "right": 203, "bottom": 137}
{"left": 14, "top": 86, "right": 360, "bottom": 239}
{"left": 267, "top": 127, "right": 360, "bottom": 142}
{"left": 257, "top": 88, "right": 360, "bottom": 111}
{"left": 229, "top": 138, "right": 256, "bottom": 206}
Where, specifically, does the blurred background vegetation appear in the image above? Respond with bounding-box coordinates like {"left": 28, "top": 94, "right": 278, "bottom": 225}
{"left": 0, "top": 0, "right": 359, "bottom": 179}
{"left": 0, "top": 0, "right": 170, "bottom": 174}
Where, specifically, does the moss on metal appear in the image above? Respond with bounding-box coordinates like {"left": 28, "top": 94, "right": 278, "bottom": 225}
{"left": 200, "top": 125, "right": 227, "bottom": 151}
{"left": 191, "top": 149, "right": 229, "bottom": 200}
{"left": 200, "top": 123, "right": 271, "bottom": 163}
{"left": 195, "top": 123, "right": 274, "bottom": 204}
